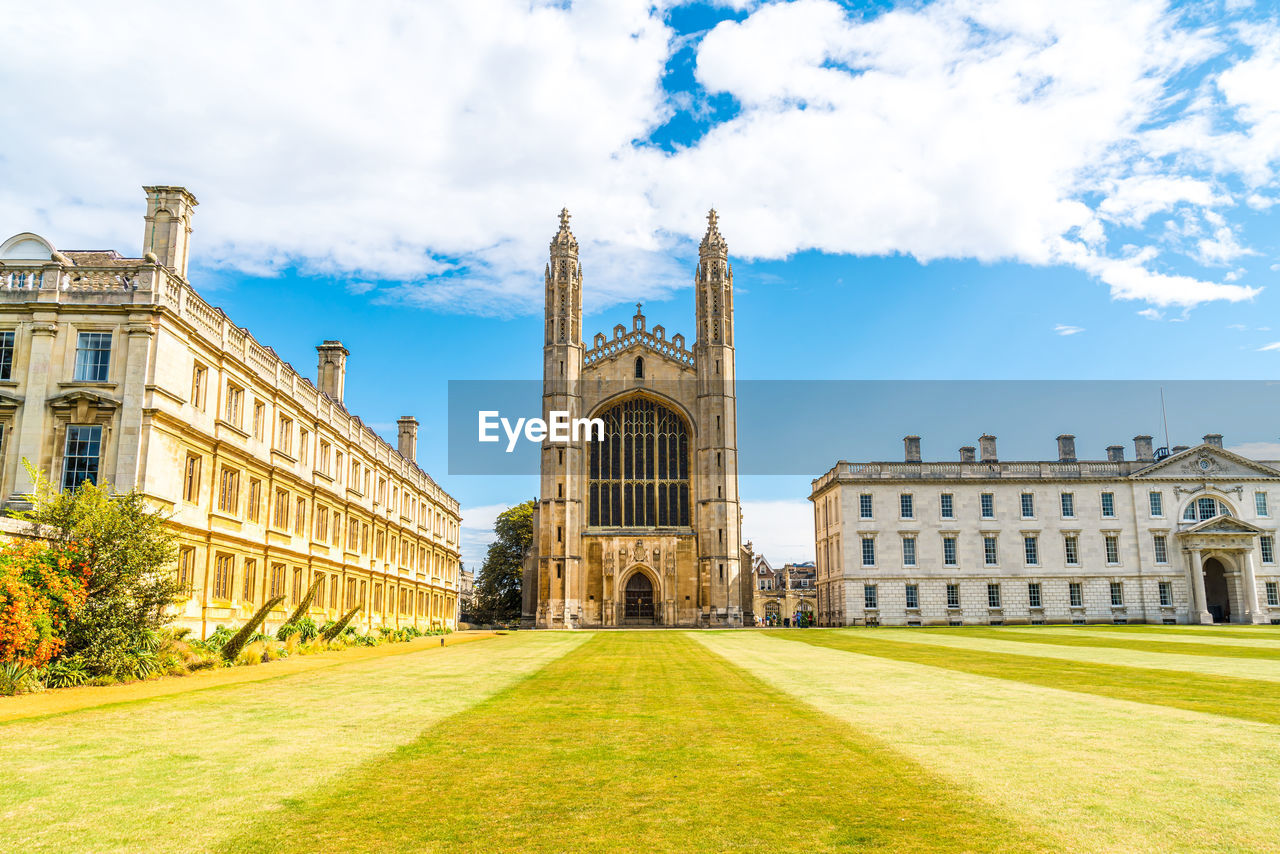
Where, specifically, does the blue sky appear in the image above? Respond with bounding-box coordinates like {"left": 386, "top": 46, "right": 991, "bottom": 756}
{"left": 3, "top": 0, "right": 1280, "bottom": 567}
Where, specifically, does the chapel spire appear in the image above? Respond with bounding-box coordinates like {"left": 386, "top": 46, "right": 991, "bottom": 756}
{"left": 545, "top": 207, "right": 582, "bottom": 346}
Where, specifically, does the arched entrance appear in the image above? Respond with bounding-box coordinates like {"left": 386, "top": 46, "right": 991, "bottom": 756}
{"left": 1203, "top": 557, "right": 1231, "bottom": 623}
{"left": 624, "top": 571, "right": 656, "bottom": 623}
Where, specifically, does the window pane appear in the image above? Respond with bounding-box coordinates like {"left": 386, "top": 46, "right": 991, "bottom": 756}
{"left": 62, "top": 425, "right": 102, "bottom": 491}
{"left": 73, "top": 332, "right": 112, "bottom": 382}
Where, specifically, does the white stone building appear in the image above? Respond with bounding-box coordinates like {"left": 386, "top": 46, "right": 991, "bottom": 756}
{"left": 812, "top": 433, "right": 1280, "bottom": 626}
{"left": 0, "top": 186, "right": 461, "bottom": 638}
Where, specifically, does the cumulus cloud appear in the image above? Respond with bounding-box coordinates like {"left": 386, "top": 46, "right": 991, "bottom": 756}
{"left": 0, "top": 0, "right": 1275, "bottom": 314}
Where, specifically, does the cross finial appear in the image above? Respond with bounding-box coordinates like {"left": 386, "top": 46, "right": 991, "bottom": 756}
{"left": 635, "top": 301, "right": 643, "bottom": 316}
{"left": 559, "top": 207, "right": 571, "bottom": 230}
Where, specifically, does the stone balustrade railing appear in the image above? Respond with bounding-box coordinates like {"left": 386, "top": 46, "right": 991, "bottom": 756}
{"left": 812, "top": 458, "right": 1149, "bottom": 491}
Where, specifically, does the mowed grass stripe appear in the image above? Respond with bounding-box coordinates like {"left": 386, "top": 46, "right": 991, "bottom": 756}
{"left": 698, "top": 632, "right": 1280, "bottom": 854}
{"left": 920, "top": 626, "right": 1280, "bottom": 660}
{"left": 0, "top": 632, "right": 587, "bottom": 854}
{"left": 991, "top": 627, "right": 1280, "bottom": 649}
{"left": 777, "top": 629, "right": 1280, "bottom": 726}
{"left": 1081, "top": 624, "right": 1280, "bottom": 640}
{"left": 856, "top": 627, "right": 1280, "bottom": 682}
{"left": 230, "top": 631, "right": 1049, "bottom": 854}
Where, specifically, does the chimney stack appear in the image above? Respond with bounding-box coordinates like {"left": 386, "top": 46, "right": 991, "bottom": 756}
{"left": 1134, "top": 435, "right": 1154, "bottom": 462}
{"left": 316, "top": 340, "right": 349, "bottom": 404}
{"left": 142, "top": 185, "right": 198, "bottom": 279}
{"left": 904, "top": 435, "right": 921, "bottom": 462}
{"left": 959, "top": 445, "right": 976, "bottom": 463}
{"left": 1106, "top": 445, "right": 1125, "bottom": 462}
{"left": 1203, "top": 433, "right": 1223, "bottom": 448}
{"left": 1056, "top": 434, "right": 1076, "bottom": 462}
{"left": 397, "top": 416, "right": 419, "bottom": 463}
{"left": 979, "top": 434, "right": 997, "bottom": 462}
{"left": 1172, "top": 445, "right": 1189, "bottom": 454}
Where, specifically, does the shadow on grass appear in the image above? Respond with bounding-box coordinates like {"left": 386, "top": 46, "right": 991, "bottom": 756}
{"left": 226, "top": 632, "right": 1049, "bottom": 854}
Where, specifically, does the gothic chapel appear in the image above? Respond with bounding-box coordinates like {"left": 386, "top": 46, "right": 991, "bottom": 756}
{"left": 522, "top": 210, "right": 750, "bottom": 627}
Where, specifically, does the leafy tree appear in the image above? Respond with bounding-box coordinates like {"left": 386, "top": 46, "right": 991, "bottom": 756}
{"left": 475, "top": 500, "right": 534, "bottom": 624}
{"left": 20, "top": 464, "right": 182, "bottom": 677}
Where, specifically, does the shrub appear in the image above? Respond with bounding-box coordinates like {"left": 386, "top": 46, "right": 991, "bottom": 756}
{"left": 0, "top": 661, "right": 44, "bottom": 696}
{"left": 322, "top": 605, "right": 362, "bottom": 642}
{"left": 220, "top": 596, "right": 285, "bottom": 663}
{"left": 282, "top": 579, "right": 321, "bottom": 627}
{"left": 43, "top": 655, "right": 90, "bottom": 688}
{"left": 19, "top": 463, "right": 182, "bottom": 679}
{"left": 235, "top": 641, "right": 266, "bottom": 667}
{"left": 205, "top": 625, "right": 234, "bottom": 649}
{"left": 0, "top": 538, "right": 91, "bottom": 668}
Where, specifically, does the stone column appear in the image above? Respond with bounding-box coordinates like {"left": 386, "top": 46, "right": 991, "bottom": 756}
{"left": 1189, "top": 548, "right": 1212, "bottom": 625}
{"left": 111, "top": 319, "right": 156, "bottom": 490}
{"left": 12, "top": 318, "right": 59, "bottom": 496}
{"left": 1242, "top": 549, "right": 1265, "bottom": 624}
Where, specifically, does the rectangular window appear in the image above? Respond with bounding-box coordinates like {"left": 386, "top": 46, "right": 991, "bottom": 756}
{"left": 243, "top": 558, "right": 257, "bottom": 604}
{"left": 942, "top": 536, "right": 957, "bottom": 566}
{"left": 277, "top": 414, "right": 293, "bottom": 454}
{"left": 0, "top": 330, "right": 15, "bottom": 381}
{"left": 253, "top": 401, "right": 265, "bottom": 441}
{"left": 859, "top": 494, "right": 873, "bottom": 519}
{"left": 1159, "top": 581, "right": 1173, "bottom": 607}
{"left": 315, "top": 507, "right": 329, "bottom": 542}
{"left": 983, "top": 535, "right": 998, "bottom": 566}
{"left": 861, "top": 536, "right": 875, "bottom": 567}
{"left": 902, "top": 536, "right": 917, "bottom": 567}
{"left": 61, "top": 425, "right": 102, "bottom": 491}
{"left": 1105, "top": 534, "right": 1120, "bottom": 564}
{"left": 1198, "top": 496, "right": 1217, "bottom": 520}
{"left": 217, "top": 467, "right": 240, "bottom": 514}
{"left": 269, "top": 563, "right": 286, "bottom": 598}
{"left": 946, "top": 583, "right": 960, "bottom": 609}
{"left": 319, "top": 440, "right": 331, "bottom": 475}
{"left": 1064, "top": 534, "right": 1079, "bottom": 565}
{"left": 224, "top": 382, "right": 243, "bottom": 427}
{"left": 273, "top": 488, "right": 289, "bottom": 529}
{"left": 292, "top": 568, "right": 303, "bottom": 604}
{"left": 1266, "top": 581, "right": 1279, "bottom": 607}
{"left": 213, "top": 553, "right": 234, "bottom": 600}
{"left": 900, "top": 494, "right": 914, "bottom": 519}
{"left": 1020, "top": 493, "right": 1034, "bottom": 518}
{"left": 1024, "top": 535, "right": 1039, "bottom": 566}
{"left": 1060, "top": 492, "right": 1075, "bottom": 518}
{"left": 191, "top": 363, "right": 207, "bottom": 409}
{"left": 863, "top": 584, "right": 878, "bottom": 610}
{"left": 1149, "top": 491, "right": 1164, "bottom": 517}
{"left": 299, "top": 429, "right": 310, "bottom": 466}
{"left": 1153, "top": 535, "right": 1168, "bottom": 564}
{"left": 1256, "top": 492, "right": 1270, "bottom": 517}
{"left": 182, "top": 453, "right": 201, "bottom": 503}
{"left": 333, "top": 514, "right": 342, "bottom": 547}
{"left": 905, "top": 583, "right": 919, "bottom": 609}
{"left": 1261, "top": 536, "right": 1275, "bottom": 564}
{"left": 1110, "top": 581, "right": 1124, "bottom": 607}
{"left": 939, "top": 493, "right": 954, "bottom": 519}
{"left": 177, "top": 547, "right": 196, "bottom": 595}
{"left": 1028, "top": 582, "right": 1042, "bottom": 608}
{"left": 247, "top": 478, "right": 262, "bottom": 524}
{"left": 73, "top": 331, "right": 111, "bottom": 382}
{"left": 987, "top": 583, "right": 1001, "bottom": 609}
{"left": 1101, "top": 492, "right": 1116, "bottom": 518}
{"left": 980, "top": 493, "right": 994, "bottom": 519}
{"left": 1069, "top": 581, "right": 1083, "bottom": 608}
{"left": 294, "top": 497, "right": 307, "bottom": 536}
{"left": 315, "top": 574, "right": 326, "bottom": 611}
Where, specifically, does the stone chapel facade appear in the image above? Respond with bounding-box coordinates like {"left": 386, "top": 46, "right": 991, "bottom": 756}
{"left": 522, "top": 210, "right": 749, "bottom": 628}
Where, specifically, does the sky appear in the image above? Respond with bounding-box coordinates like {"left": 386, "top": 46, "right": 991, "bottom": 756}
{"left": 3, "top": 0, "right": 1280, "bottom": 570}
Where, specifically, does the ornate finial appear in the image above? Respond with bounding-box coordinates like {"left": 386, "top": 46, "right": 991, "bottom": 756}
{"left": 551, "top": 206, "right": 578, "bottom": 254}
{"left": 699, "top": 207, "right": 726, "bottom": 255}
{"left": 635, "top": 302, "right": 643, "bottom": 316}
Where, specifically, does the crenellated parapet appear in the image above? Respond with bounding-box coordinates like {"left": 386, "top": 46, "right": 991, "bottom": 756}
{"left": 583, "top": 302, "right": 694, "bottom": 368}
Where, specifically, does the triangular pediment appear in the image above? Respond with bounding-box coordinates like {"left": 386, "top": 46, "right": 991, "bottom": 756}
{"left": 1132, "top": 444, "right": 1280, "bottom": 479}
{"left": 1180, "top": 515, "right": 1267, "bottom": 536}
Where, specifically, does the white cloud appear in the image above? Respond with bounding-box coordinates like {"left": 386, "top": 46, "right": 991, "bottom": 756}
{"left": 742, "top": 500, "right": 814, "bottom": 564}
{"left": 1054, "top": 324, "right": 1084, "bottom": 335}
{"left": 1257, "top": 342, "right": 1280, "bottom": 351}
{"left": 0, "top": 0, "right": 1275, "bottom": 314}
{"left": 1227, "top": 441, "right": 1280, "bottom": 459}
{"left": 1138, "top": 308, "right": 1164, "bottom": 320}
{"left": 459, "top": 503, "right": 513, "bottom": 572}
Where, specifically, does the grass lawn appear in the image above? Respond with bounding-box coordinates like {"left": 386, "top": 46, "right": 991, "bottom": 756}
{"left": 3, "top": 626, "right": 1277, "bottom": 852}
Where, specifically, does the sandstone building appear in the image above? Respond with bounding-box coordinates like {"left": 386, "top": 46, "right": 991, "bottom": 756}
{"left": 0, "top": 186, "right": 460, "bottom": 638}
{"left": 812, "top": 434, "right": 1280, "bottom": 626}
{"left": 752, "top": 555, "right": 817, "bottom": 626}
{"left": 522, "top": 210, "right": 749, "bottom": 627}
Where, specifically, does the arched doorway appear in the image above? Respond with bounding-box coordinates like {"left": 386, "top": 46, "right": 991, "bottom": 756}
{"left": 1203, "top": 557, "right": 1231, "bottom": 623}
{"left": 624, "top": 572, "right": 655, "bottom": 623}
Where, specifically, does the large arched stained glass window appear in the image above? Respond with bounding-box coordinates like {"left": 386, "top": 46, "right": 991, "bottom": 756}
{"left": 589, "top": 397, "right": 690, "bottom": 527}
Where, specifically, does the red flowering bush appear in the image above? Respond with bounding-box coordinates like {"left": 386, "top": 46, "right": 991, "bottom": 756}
{"left": 0, "top": 539, "right": 91, "bottom": 668}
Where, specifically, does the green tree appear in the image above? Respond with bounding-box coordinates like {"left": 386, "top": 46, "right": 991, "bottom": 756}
{"left": 20, "top": 463, "right": 183, "bottom": 677}
{"left": 475, "top": 500, "right": 534, "bottom": 624}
